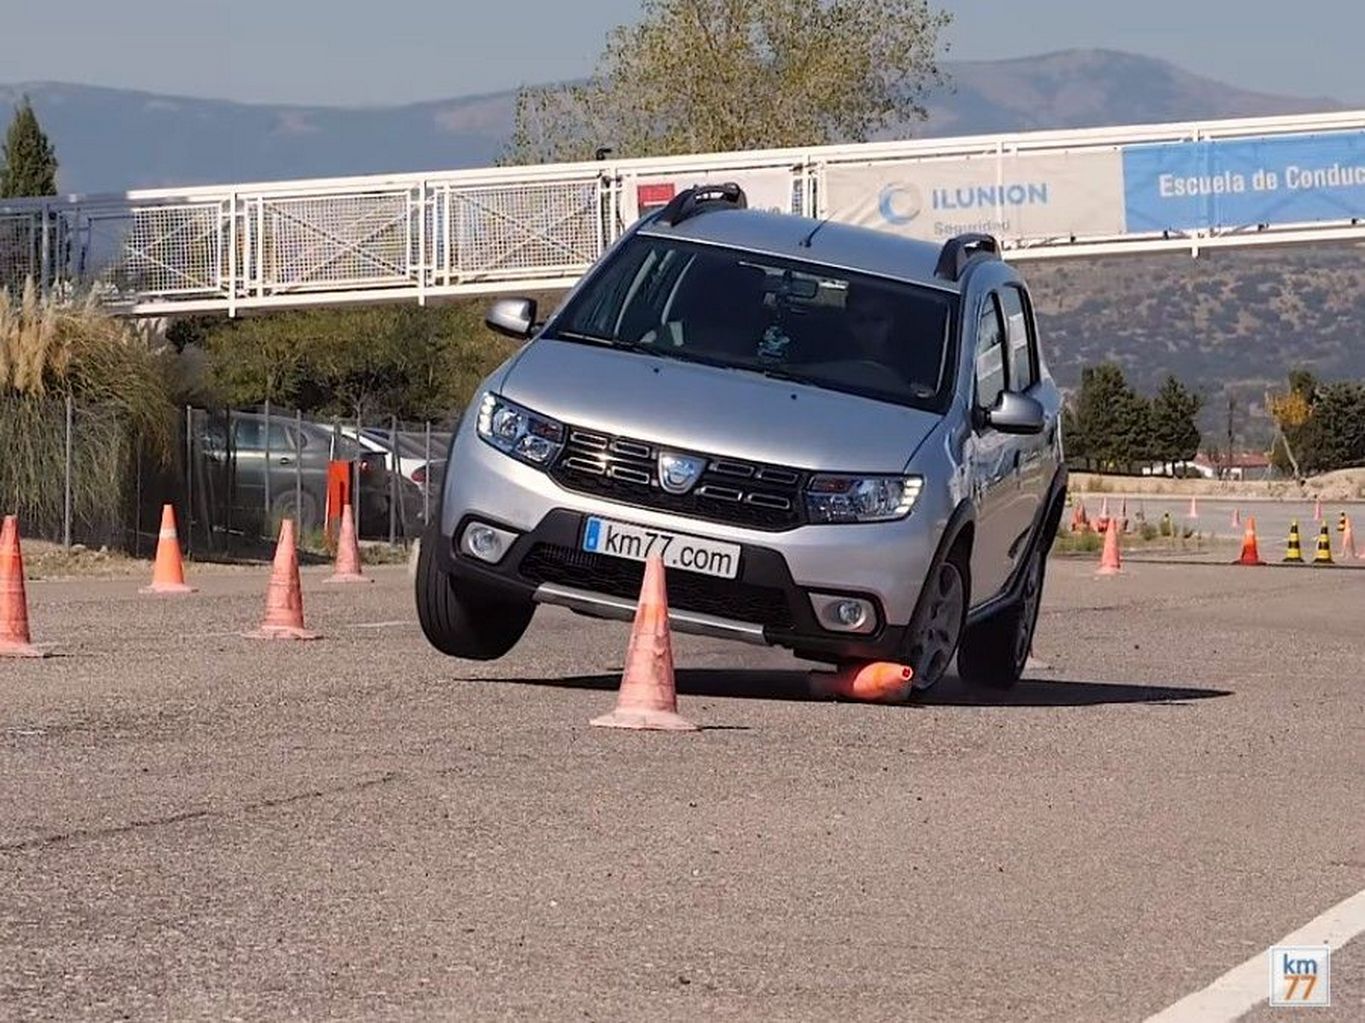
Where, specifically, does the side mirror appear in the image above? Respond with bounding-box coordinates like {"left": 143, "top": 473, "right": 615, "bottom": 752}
{"left": 985, "top": 392, "right": 1045, "bottom": 435}
{"left": 485, "top": 297, "right": 537, "bottom": 340}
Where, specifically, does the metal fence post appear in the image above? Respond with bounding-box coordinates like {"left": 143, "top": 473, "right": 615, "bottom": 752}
{"left": 295, "top": 409, "right": 303, "bottom": 534}
{"left": 134, "top": 437, "right": 143, "bottom": 558}
{"left": 63, "top": 393, "right": 73, "bottom": 548}
{"left": 353, "top": 412, "right": 362, "bottom": 540}
{"left": 389, "top": 413, "right": 398, "bottom": 545}
{"left": 263, "top": 397, "right": 272, "bottom": 534}
{"left": 185, "top": 405, "right": 194, "bottom": 558}
{"left": 423, "top": 420, "right": 431, "bottom": 530}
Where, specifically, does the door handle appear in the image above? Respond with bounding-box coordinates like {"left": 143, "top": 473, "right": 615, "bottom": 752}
{"left": 277, "top": 456, "right": 293, "bottom": 466}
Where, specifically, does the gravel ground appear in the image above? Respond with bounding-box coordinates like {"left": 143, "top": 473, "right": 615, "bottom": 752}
{"left": 1, "top": 559, "right": 1361, "bottom": 1021}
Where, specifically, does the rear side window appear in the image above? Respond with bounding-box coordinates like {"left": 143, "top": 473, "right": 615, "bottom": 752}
{"left": 998, "top": 286, "right": 1036, "bottom": 391}
{"left": 974, "top": 297, "right": 1006, "bottom": 409}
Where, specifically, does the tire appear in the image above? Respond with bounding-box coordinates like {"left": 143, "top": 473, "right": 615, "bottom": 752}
{"left": 957, "top": 545, "right": 1044, "bottom": 690}
{"left": 902, "top": 554, "right": 968, "bottom": 691}
{"left": 414, "top": 524, "right": 533, "bottom": 660}
{"left": 271, "top": 489, "right": 322, "bottom": 534}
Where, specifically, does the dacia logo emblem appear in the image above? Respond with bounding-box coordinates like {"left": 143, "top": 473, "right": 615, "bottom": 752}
{"left": 657, "top": 451, "right": 706, "bottom": 494}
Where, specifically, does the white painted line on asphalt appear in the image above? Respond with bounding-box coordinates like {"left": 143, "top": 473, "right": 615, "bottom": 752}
{"left": 348, "top": 620, "right": 413, "bottom": 629}
{"left": 1144, "top": 886, "right": 1365, "bottom": 1022}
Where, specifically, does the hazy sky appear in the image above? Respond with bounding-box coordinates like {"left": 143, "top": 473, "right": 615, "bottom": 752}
{"left": 2, "top": 0, "right": 1361, "bottom": 106}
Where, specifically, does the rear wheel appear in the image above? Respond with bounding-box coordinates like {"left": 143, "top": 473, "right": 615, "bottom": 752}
{"left": 903, "top": 556, "right": 967, "bottom": 690}
{"left": 415, "top": 524, "right": 533, "bottom": 660}
{"left": 957, "top": 545, "right": 1044, "bottom": 690}
{"left": 270, "top": 489, "right": 321, "bottom": 534}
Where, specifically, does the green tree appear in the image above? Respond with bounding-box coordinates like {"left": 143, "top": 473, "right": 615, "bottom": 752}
{"left": 1149, "top": 375, "right": 1203, "bottom": 470}
{"left": 0, "top": 97, "right": 58, "bottom": 198}
{"left": 1296, "top": 381, "right": 1365, "bottom": 474}
{"left": 201, "top": 302, "right": 517, "bottom": 421}
{"left": 505, "top": 0, "right": 952, "bottom": 164}
{"left": 1069, "top": 363, "right": 1150, "bottom": 471}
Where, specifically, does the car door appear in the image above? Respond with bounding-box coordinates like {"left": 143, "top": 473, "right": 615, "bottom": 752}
{"left": 967, "top": 292, "right": 1018, "bottom": 602}
{"left": 997, "top": 285, "right": 1051, "bottom": 554}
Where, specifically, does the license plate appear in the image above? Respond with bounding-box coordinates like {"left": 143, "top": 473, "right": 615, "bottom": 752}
{"left": 582, "top": 517, "right": 741, "bottom": 579}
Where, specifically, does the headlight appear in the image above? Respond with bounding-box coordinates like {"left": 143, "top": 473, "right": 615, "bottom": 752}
{"left": 805, "top": 475, "right": 923, "bottom": 524}
{"left": 476, "top": 392, "right": 565, "bottom": 467}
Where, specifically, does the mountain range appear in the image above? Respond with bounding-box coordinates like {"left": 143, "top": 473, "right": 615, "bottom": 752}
{"left": 1, "top": 48, "right": 1350, "bottom": 194}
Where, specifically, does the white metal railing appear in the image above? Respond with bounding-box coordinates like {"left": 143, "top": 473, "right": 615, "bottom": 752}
{"left": 2, "top": 107, "right": 1363, "bottom": 316}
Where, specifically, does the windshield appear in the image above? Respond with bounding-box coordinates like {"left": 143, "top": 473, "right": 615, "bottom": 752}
{"left": 552, "top": 236, "right": 956, "bottom": 410}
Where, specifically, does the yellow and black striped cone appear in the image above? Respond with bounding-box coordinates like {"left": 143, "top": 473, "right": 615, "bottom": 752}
{"left": 1313, "top": 523, "right": 1334, "bottom": 565}
{"left": 1338, "top": 511, "right": 1347, "bottom": 533}
{"left": 1283, "top": 521, "right": 1304, "bottom": 563}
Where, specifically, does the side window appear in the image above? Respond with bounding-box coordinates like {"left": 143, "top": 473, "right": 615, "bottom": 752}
{"left": 232, "top": 420, "right": 295, "bottom": 452}
{"left": 999, "top": 286, "right": 1037, "bottom": 392}
{"left": 974, "top": 295, "right": 1007, "bottom": 411}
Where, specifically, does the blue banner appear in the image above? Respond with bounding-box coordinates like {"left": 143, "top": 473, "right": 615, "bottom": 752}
{"left": 1123, "top": 130, "right": 1365, "bottom": 233}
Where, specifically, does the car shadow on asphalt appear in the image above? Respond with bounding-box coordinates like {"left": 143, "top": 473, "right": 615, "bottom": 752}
{"left": 485, "top": 671, "right": 1232, "bottom": 708}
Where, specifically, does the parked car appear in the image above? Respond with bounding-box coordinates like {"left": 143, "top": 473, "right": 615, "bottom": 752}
{"left": 197, "top": 412, "right": 395, "bottom": 539}
{"left": 338, "top": 426, "right": 452, "bottom": 486}
{"left": 416, "top": 184, "right": 1066, "bottom": 690}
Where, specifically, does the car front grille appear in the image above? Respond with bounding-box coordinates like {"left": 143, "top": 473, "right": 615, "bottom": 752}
{"left": 547, "top": 427, "right": 807, "bottom": 531}
{"left": 518, "top": 543, "right": 794, "bottom": 630}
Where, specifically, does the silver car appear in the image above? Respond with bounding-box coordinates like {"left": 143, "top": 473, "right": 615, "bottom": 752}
{"left": 416, "top": 184, "right": 1066, "bottom": 690}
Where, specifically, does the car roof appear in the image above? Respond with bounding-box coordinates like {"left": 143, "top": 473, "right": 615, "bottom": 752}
{"left": 636, "top": 207, "right": 963, "bottom": 293}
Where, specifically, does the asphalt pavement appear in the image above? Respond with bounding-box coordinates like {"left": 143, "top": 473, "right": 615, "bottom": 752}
{"left": 1, "top": 557, "right": 1362, "bottom": 1021}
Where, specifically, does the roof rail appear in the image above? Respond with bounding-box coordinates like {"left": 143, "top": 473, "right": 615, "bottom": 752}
{"left": 934, "top": 233, "right": 1000, "bottom": 282}
{"left": 657, "top": 182, "right": 748, "bottom": 226}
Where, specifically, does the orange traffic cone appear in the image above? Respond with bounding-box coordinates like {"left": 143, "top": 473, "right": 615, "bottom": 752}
{"left": 1342, "top": 516, "right": 1357, "bottom": 560}
{"left": 1188, "top": 496, "right": 1199, "bottom": 519}
{"left": 1231, "top": 507, "right": 1241, "bottom": 529}
{"left": 244, "top": 519, "right": 319, "bottom": 640}
{"left": 140, "top": 504, "right": 195, "bottom": 594}
{"left": 1314, "top": 498, "right": 1323, "bottom": 522}
{"left": 1097, "top": 519, "right": 1123, "bottom": 576}
{"left": 809, "top": 661, "right": 914, "bottom": 703}
{"left": 0, "top": 515, "right": 46, "bottom": 658}
{"left": 591, "top": 556, "right": 697, "bottom": 731}
{"left": 1071, "top": 501, "right": 1090, "bottom": 533}
{"left": 324, "top": 504, "right": 372, "bottom": 584}
{"left": 1235, "top": 516, "right": 1265, "bottom": 566}
{"left": 1119, "top": 497, "right": 1130, "bottom": 532}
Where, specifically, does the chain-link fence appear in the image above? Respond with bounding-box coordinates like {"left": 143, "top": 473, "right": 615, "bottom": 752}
{"left": 1, "top": 395, "right": 456, "bottom": 559}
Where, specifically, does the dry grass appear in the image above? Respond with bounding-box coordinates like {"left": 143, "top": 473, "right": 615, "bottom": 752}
{"left": 1, "top": 282, "right": 178, "bottom": 544}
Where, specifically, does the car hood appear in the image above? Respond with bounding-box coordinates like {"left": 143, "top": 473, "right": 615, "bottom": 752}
{"left": 498, "top": 339, "right": 941, "bottom": 472}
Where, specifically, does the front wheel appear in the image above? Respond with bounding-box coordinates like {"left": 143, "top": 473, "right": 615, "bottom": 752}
{"left": 957, "top": 546, "right": 1044, "bottom": 690}
{"left": 903, "top": 557, "right": 967, "bottom": 690}
{"left": 415, "top": 525, "right": 533, "bottom": 660}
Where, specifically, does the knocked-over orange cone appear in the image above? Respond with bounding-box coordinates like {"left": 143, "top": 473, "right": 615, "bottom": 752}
{"left": 1096, "top": 519, "right": 1123, "bottom": 576}
{"left": 0, "top": 515, "right": 46, "bottom": 658}
{"left": 244, "top": 519, "right": 319, "bottom": 640}
{"left": 591, "top": 555, "right": 697, "bottom": 731}
{"left": 1235, "top": 516, "right": 1266, "bottom": 566}
{"left": 809, "top": 661, "right": 914, "bottom": 703}
{"left": 140, "top": 504, "right": 195, "bottom": 594}
{"left": 324, "top": 504, "right": 372, "bottom": 584}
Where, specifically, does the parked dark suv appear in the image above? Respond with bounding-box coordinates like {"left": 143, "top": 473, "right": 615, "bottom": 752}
{"left": 198, "top": 412, "right": 394, "bottom": 538}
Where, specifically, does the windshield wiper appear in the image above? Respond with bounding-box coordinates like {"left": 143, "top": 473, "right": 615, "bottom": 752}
{"left": 555, "top": 329, "right": 616, "bottom": 345}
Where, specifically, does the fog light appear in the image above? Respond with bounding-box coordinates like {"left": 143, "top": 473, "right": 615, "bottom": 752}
{"left": 834, "top": 600, "right": 866, "bottom": 628}
{"left": 460, "top": 522, "right": 517, "bottom": 564}
{"left": 809, "top": 593, "right": 877, "bottom": 634}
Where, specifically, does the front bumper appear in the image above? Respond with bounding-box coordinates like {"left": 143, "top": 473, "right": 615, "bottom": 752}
{"left": 436, "top": 427, "right": 944, "bottom": 662}
{"left": 441, "top": 508, "right": 909, "bottom": 662}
